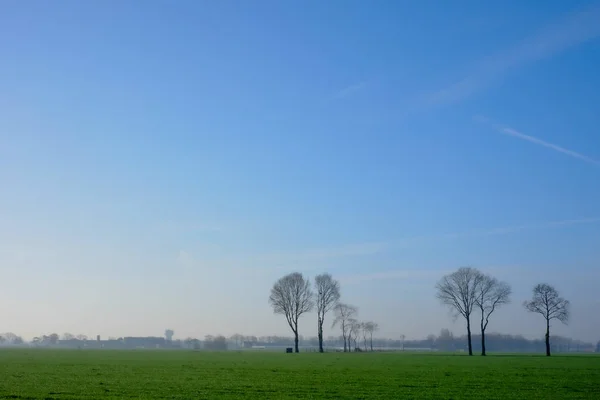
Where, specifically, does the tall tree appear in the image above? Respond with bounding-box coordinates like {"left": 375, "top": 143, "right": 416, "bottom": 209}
{"left": 332, "top": 303, "right": 358, "bottom": 352}
{"left": 314, "top": 273, "right": 341, "bottom": 353}
{"left": 269, "top": 272, "right": 314, "bottom": 353}
{"left": 62, "top": 333, "right": 74, "bottom": 341}
{"left": 475, "top": 275, "right": 511, "bottom": 356}
{"left": 523, "top": 283, "right": 570, "bottom": 356}
{"left": 435, "top": 267, "right": 484, "bottom": 355}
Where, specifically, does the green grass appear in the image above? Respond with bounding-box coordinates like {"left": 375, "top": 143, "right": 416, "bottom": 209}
{"left": 1, "top": 350, "right": 599, "bottom": 399}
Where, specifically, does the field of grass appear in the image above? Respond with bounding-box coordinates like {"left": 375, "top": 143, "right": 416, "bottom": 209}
{"left": 0, "top": 349, "right": 599, "bottom": 399}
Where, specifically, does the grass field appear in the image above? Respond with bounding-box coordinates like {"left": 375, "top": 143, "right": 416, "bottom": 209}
{"left": 1, "top": 350, "right": 599, "bottom": 399}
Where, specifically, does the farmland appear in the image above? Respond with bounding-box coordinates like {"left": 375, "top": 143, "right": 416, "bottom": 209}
{"left": 0, "top": 349, "right": 599, "bottom": 399}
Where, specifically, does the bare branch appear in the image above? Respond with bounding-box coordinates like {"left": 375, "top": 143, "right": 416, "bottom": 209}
{"left": 269, "top": 272, "right": 314, "bottom": 352}
{"left": 524, "top": 283, "right": 570, "bottom": 324}
{"left": 332, "top": 303, "right": 358, "bottom": 352}
{"left": 314, "top": 273, "right": 341, "bottom": 352}
{"left": 435, "top": 267, "right": 484, "bottom": 356}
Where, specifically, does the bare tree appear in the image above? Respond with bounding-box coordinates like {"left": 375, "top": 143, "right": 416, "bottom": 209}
{"left": 49, "top": 333, "right": 59, "bottom": 345}
{"left": 435, "top": 267, "right": 484, "bottom": 356}
{"left": 347, "top": 319, "right": 360, "bottom": 351}
{"left": 269, "top": 272, "right": 314, "bottom": 353}
{"left": 62, "top": 333, "right": 74, "bottom": 341}
{"left": 229, "top": 333, "right": 243, "bottom": 348}
{"left": 76, "top": 334, "right": 88, "bottom": 341}
{"left": 314, "top": 273, "right": 341, "bottom": 353}
{"left": 332, "top": 303, "right": 358, "bottom": 352}
{"left": 524, "top": 283, "right": 570, "bottom": 356}
{"left": 360, "top": 323, "right": 368, "bottom": 351}
{"left": 475, "top": 275, "right": 511, "bottom": 356}
{"left": 362, "top": 322, "right": 379, "bottom": 351}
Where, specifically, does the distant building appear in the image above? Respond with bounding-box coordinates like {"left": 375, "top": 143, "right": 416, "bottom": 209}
{"left": 124, "top": 337, "right": 166, "bottom": 348}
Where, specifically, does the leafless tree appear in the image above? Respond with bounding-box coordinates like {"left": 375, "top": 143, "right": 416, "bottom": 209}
{"left": 269, "top": 272, "right": 314, "bottom": 353}
{"left": 360, "top": 323, "right": 369, "bottom": 351}
{"left": 49, "top": 333, "right": 59, "bottom": 345}
{"left": 523, "top": 283, "right": 570, "bottom": 356}
{"left": 435, "top": 267, "right": 484, "bottom": 355}
{"left": 362, "top": 321, "right": 379, "bottom": 351}
{"left": 314, "top": 273, "right": 341, "bottom": 353}
{"left": 332, "top": 303, "right": 358, "bottom": 352}
{"left": 475, "top": 275, "right": 511, "bottom": 356}
{"left": 230, "top": 333, "right": 243, "bottom": 348}
{"left": 62, "top": 333, "right": 74, "bottom": 341}
{"left": 76, "top": 334, "right": 88, "bottom": 341}
{"left": 348, "top": 319, "right": 360, "bottom": 351}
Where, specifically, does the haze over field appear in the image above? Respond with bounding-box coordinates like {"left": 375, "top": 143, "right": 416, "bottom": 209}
{"left": 1, "top": 1, "right": 599, "bottom": 343}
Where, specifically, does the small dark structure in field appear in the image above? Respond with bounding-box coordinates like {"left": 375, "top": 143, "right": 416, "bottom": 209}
{"left": 286, "top": 347, "right": 293, "bottom": 353}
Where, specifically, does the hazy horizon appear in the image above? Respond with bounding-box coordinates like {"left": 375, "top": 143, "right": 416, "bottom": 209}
{"left": 1, "top": 1, "right": 599, "bottom": 344}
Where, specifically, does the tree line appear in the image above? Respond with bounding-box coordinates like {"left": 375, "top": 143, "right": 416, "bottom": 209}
{"left": 436, "top": 266, "right": 570, "bottom": 357}
{"left": 269, "top": 267, "right": 574, "bottom": 356}
{"left": 269, "top": 272, "right": 378, "bottom": 353}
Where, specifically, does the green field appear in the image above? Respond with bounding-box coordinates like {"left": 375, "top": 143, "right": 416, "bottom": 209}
{"left": 1, "top": 350, "right": 599, "bottom": 399}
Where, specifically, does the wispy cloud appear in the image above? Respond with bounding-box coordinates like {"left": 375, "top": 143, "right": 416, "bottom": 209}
{"left": 476, "top": 116, "right": 600, "bottom": 166}
{"left": 422, "top": 4, "right": 600, "bottom": 108}
{"left": 500, "top": 127, "right": 600, "bottom": 166}
{"left": 331, "top": 81, "right": 369, "bottom": 100}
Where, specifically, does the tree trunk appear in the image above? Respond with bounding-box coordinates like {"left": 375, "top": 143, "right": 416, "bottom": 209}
{"left": 318, "top": 318, "right": 324, "bottom": 353}
{"left": 545, "top": 318, "right": 551, "bottom": 357}
{"left": 466, "top": 318, "right": 473, "bottom": 356}
{"left": 370, "top": 334, "right": 373, "bottom": 351}
{"left": 481, "top": 329, "right": 486, "bottom": 356}
{"left": 294, "top": 322, "right": 299, "bottom": 353}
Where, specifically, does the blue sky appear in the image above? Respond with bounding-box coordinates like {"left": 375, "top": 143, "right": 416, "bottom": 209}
{"left": 1, "top": 1, "right": 599, "bottom": 342}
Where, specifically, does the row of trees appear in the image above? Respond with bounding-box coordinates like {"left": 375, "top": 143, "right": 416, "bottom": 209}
{"left": 436, "top": 267, "right": 570, "bottom": 356}
{"left": 269, "top": 272, "right": 379, "bottom": 353}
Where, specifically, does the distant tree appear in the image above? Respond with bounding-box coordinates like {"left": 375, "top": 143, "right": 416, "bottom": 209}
{"left": 49, "top": 333, "right": 59, "bottom": 345}
{"left": 360, "top": 323, "right": 369, "bottom": 351}
{"left": 400, "top": 334, "right": 406, "bottom": 351}
{"left": 596, "top": 341, "right": 600, "bottom": 353}
{"left": 76, "top": 334, "right": 88, "bottom": 341}
{"left": 62, "top": 333, "right": 75, "bottom": 341}
{"left": 362, "top": 322, "right": 379, "bottom": 351}
{"left": 204, "top": 335, "right": 228, "bottom": 350}
{"left": 475, "top": 275, "right": 511, "bottom": 356}
{"left": 347, "top": 319, "right": 360, "bottom": 351}
{"left": 230, "top": 333, "right": 243, "bottom": 348}
{"left": 0, "top": 336, "right": 4, "bottom": 345}
{"left": 426, "top": 334, "right": 436, "bottom": 349}
{"left": 435, "top": 267, "right": 484, "bottom": 355}
{"left": 314, "top": 273, "right": 341, "bottom": 353}
{"left": 165, "top": 329, "right": 174, "bottom": 341}
{"left": 32, "top": 337, "right": 41, "bottom": 345}
{"left": 332, "top": 303, "right": 358, "bottom": 352}
{"left": 437, "top": 329, "right": 455, "bottom": 351}
{"left": 2, "top": 332, "right": 18, "bottom": 344}
{"left": 524, "top": 283, "right": 570, "bottom": 356}
{"left": 269, "top": 272, "right": 314, "bottom": 353}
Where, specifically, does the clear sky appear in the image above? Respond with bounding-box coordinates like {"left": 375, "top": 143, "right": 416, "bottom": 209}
{"left": 1, "top": 1, "right": 599, "bottom": 343}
